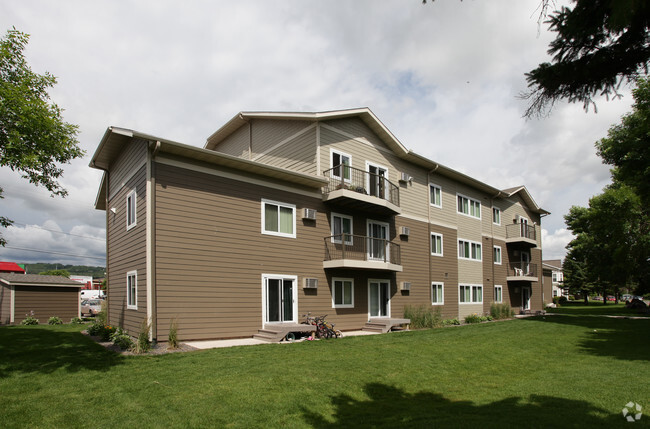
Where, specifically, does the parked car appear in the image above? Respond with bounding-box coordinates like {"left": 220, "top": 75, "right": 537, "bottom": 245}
{"left": 606, "top": 296, "right": 616, "bottom": 302}
{"left": 622, "top": 294, "right": 633, "bottom": 301}
{"left": 81, "top": 299, "right": 102, "bottom": 317}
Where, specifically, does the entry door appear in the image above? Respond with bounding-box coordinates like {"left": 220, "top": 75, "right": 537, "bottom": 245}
{"left": 522, "top": 286, "right": 531, "bottom": 310}
{"left": 519, "top": 216, "right": 529, "bottom": 239}
{"left": 367, "top": 221, "right": 389, "bottom": 261}
{"left": 369, "top": 280, "right": 390, "bottom": 318}
{"left": 368, "top": 163, "right": 387, "bottom": 199}
{"left": 264, "top": 276, "right": 295, "bottom": 323}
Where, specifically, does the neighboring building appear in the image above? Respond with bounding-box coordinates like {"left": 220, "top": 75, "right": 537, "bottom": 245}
{"left": 71, "top": 275, "right": 94, "bottom": 290}
{"left": 90, "top": 108, "right": 549, "bottom": 342}
{"left": 542, "top": 259, "right": 566, "bottom": 299}
{"left": 0, "top": 262, "right": 26, "bottom": 274}
{"left": 0, "top": 273, "right": 82, "bottom": 324}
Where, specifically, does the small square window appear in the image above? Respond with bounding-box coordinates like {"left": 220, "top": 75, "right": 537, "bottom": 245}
{"left": 333, "top": 278, "right": 354, "bottom": 308}
{"left": 494, "top": 285, "right": 503, "bottom": 303}
{"left": 429, "top": 184, "right": 442, "bottom": 208}
{"left": 431, "top": 233, "right": 443, "bottom": 256}
{"left": 126, "top": 190, "right": 137, "bottom": 230}
{"left": 493, "top": 246, "right": 502, "bottom": 265}
{"left": 262, "top": 199, "right": 296, "bottom": 238}
{"left": 492, "top": 207, "right": 501, "bottom": 225}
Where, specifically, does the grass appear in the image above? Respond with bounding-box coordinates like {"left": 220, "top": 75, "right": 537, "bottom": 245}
{"left": 548, "top": 301, "right": 648, "bottom": 317}
{"left": 0, "top": 317, "right": 648, "bottom": 428}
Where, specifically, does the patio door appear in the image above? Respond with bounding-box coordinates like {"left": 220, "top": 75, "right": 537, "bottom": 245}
{"left": 369, "top": 280, "right": 390, "bottom": 318}
{"left": 519, "top": 216, "right": 529, "bottom": 239}
{"left": 522, "top": 286, "right": 531, "bottom": 310}
{"left": 521, "top": 251, "right": 531, "bottom": 276}
{"left": 367, "top": 220, "right": 389, "bottom": 261}
{"left": 367, "top": 163, "right": 388, "bottom": 199}
{"left": 263, "top": 275, "right": 296, "bottom": 324}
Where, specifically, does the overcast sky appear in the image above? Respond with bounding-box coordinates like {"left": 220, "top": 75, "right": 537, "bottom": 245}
{"left": 0, "top": 0, "right": 635, "bottom": 269}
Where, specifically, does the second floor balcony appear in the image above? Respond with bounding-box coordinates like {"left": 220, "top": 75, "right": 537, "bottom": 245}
{"left": 323, "top": 165, "right": 401, "bottom": 215}
{"left": 505, "top": 223, "right": 537, "bottom": 247}
{"left": 323, "top": 234, "right": 403, "bottom": 272}
{"left": 506, "top": 262, "right": 538, "bottom": 282}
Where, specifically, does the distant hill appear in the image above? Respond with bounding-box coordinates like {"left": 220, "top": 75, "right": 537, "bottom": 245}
{"left": 21, "top": 263, "right": 105, "bottom": 278}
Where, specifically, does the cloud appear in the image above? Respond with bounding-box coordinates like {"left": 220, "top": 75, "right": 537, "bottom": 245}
{"left": 541, "top": 228, "right": 574, "bottom": 261}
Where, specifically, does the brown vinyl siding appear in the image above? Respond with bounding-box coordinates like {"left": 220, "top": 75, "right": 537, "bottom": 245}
{"left": 106, "top": 163, "right": 147, "bottom": 336}
{"left": 108, "top": 138, "right": 147, "bottom": 198}
{"left": 0, "top": 284, "right": 10, "bottom": 324}
{"left": 213, "top": 124, "right": 250, "bottom": 159}
{"left": 13, "top": 286, "right": 79, "bottom": 324}
{"left": 254, "top": 126, "right": 317, "bottom": 175}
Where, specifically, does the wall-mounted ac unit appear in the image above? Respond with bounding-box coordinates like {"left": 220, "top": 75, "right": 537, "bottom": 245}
{"left": 303, "top": 208, "right": 317, "bottom": 220}
{"left": 400, "top": 172, "right": 411, "bottom": 182}
{"left": 399, "top": 226, "right": 410, "bottom": 236}
{"left": 401, "top": 281, "right": 411, "bottom": 291}
{"left": 514, "top": 214, "right": 521, "bottom": 223}
{"left": 303, "top": 278, "right": 318, "bottom": 289}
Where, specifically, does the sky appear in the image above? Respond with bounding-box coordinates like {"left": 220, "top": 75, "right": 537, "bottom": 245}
{"left": 0, "top": 0, "right": 636, "bottom": 268}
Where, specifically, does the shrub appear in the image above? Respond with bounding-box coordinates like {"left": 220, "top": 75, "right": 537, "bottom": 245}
{"left": 464, "top": 314, "right": 492, "bottom": 324}
{"left": 490, "top": 303, "right": 514, "bottom": 319}
{"left": 87, "top": 322, "right": 115, "bottom": 341}
{"left": 443, "top": 318, "right": 461, "bottom": 326}
{"left": 134, "top": 319, "right": 152, "bottom": 354}
{"left": 101, "top": 325, "right": 116, "bottom": 342}
{"left": 403, "top": 305, "right": 443, "bottom": 329}
{"left": 48, "top": 316, "right": 63, "bottom": 325}
{"left": 558, "top": 296, "right": 568, "bottom": 305}
{"left": 21, "top": 311, "right": 39, "bottom": 325}
{"left": 70, "top": 317, "right": 84, "bottom": 325}
{"left": 168, "top": 317, "right": 179, "bottom": 349}
{"left": 110, "top": 328, "right": 134, "bottom": 350}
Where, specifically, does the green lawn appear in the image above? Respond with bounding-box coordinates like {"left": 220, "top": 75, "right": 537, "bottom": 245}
{"left": 0, "top": 317, "right": 648, "bottom": 428}
{"left": 548, "top": 301, "right": 648, "bottom": 317}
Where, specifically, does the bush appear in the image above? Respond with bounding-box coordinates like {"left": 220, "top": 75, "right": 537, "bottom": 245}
{"left": 110, "top": 328, "right": 134, "bottom": 350}
{"left": 168, "top": 317, "right": 179, "bottom": 349}
{"left": 134, "top": 319, "right": 152, "bottom": 354}
{"left": 558, "top": 296, "right": 568, "bottom": 305}
{"left": 403, "top": 305, "right": 443, "bottom": 329}
{"left": 490, "top": 303, "right": 514, "bottom": 319}
{"left": 47, "top": 316, "right": 63, "bottom": 325}
{"left": 464, "top": 314, "right": 492, "bottom": 324}
{"left": 21, "top": 314, "right": 39, "bottom": 325}
{"left": 443, "top": 318, "right": 461, "bottom": 326}
{"left": 87, "top": 322, "right": 115, "bottom": 341}
{"left": 70, "top": 317, "right": 84, "bottom": 325}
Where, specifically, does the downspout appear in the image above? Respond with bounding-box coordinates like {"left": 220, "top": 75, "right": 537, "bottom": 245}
{"left": 146, "top": 141, "right": 160, "bottom": 341}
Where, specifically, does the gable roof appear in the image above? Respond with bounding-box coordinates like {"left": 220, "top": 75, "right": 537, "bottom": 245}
{"left": 542, "top": 260, "right": 563, "bottom": 270}
{"left": 0, "top": 262, "right": 26, "bottom": 273}
{"left": 0, "top": 273, "right": 83, "bottom": 288}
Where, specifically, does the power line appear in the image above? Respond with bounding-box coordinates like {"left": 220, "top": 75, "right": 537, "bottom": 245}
{"left": 9, "top": 222, "right": 105, "bottom": 242}
{"left": 1, "top": 246, "right": 106, "bottom": 261}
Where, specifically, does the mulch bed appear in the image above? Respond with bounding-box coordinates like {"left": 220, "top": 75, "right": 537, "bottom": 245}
{"left": 82, "top": 330, "right": 198, "bottom": 356}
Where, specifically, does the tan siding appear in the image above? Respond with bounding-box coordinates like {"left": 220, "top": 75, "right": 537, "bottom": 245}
{"left": 106, "top": 163, "right": 147, "bottom": 336}
{"left": 251, "top": 119, "right": 313, "bottom": 158}
{"left": 108, "top": 138, "right": 147, "bottom": 198}
{"left": 430, "top": 224, "right": 459, "bottom": 319}
{"left": 13, "top": 286, "right": 79, "bottom": 324}
{"left": 213, "top": 124, "right": 250, "bottom": 159}
{"left": 0, "top": 284, "right": 10, "bottom": 324}
{"left": 429, "top": 174, "right": 461, "bottom": 229}
{"left": 254, "top": 127, "right": 317, "bottom": 175}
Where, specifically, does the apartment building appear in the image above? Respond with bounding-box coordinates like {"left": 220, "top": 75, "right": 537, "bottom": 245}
{"left": 90, "top": 108, "right": 548, "bottom": 342}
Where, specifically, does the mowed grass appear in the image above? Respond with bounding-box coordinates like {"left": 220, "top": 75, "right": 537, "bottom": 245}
{"left": 549, "top": 301, "right": 648, "bottom": 317}
{"left": 0, "top": 316, "right": 648, "bottom": 428}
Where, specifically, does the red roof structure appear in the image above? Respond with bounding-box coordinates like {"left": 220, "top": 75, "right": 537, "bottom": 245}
{"left": 0, "top": 262, "right": 26, "bottom": 274}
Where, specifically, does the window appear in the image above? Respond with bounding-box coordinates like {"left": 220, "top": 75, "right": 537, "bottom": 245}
{"left": 126, "top": 189, "right": 137, "bottom": 230}
{"left": 459, "top": 284, "right": 483, "bottom": 304}
{"left": 126, "top": 270, "right": 137, "bottom": 310}
{"left": 552, "top": 272, "right": 557, "bottom": 282}
{"left": 458, "top": 239, "right": 482, "bottom": 261}
{"left": 457, "top": 194, "right": 481, "bottom": 219}
{"left": 262, "top": 199, "right": 296, "bottom": 238}
{"left": 332, "top": 278, "right": 354, "bottom": 308}
{"left": 429, "top": 184, "right": 442, "bottom": 208}
{"left": 432, "top": 282, "right": 444, "bottom": 305}
{"left": 494, "top": 285, "right": 503, "bottom": 303}
{"left": 493, "top": 246, "right": 502, "bottom": 265}
{"left": 331, "top": 150, "right": 351, "bottom": 181}
{"left": 492, "top": 207, "right": 501, "bottom": 225}
{"left": 431, "top": 233, "right": 443, "bottom": 256}
{"left": 331, "top": 213, "right": 353, "bottom": 245}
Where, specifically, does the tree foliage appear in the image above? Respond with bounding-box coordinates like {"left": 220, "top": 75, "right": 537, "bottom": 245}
{"left": 0, "top": 28, "right": 84, "bottom": 246}
{"left": 39, "top": 269, "right": 71, "bottom": 278}
{"left": 523, "top": 0, "right": 650, "bottom": 117}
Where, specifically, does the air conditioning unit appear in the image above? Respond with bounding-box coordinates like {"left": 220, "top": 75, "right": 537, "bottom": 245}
{"left": 303, "top": 208, "right": 317, "bottom": 220}
{"left": 400, "top": 172, "right": 411, "bottom": 183}
{"left": 399, "top": 226, "right": 410, "bottom": 236}
{"left": 401, "top": 281, "right": 411, "bottom": 291}
{"left": 303, "top": 278, "right": 318, "bottom": 289}
{"left": 514, "top": 214, "right": 521, "bottom": 223}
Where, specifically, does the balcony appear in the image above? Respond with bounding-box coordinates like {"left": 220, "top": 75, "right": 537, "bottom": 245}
{"left": 505, "top": 223, "right": 537, "bottom": 247}
{"left": 323, "top": 234, "right": 402, "bottom": 272}
{"left": 323, "top": 165, "right": 401, "bottom": 215}
{"left": 506, "top": 262, "right": 538, "bottom": 282}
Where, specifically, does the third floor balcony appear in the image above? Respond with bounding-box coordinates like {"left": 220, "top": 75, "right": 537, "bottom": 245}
{"left": 505, "top": 223, "right": 537, "bottom": 247}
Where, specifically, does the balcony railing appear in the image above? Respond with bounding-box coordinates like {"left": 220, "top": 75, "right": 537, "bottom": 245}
{"left": 506, "top": 223, "right": 537, "bottom": 241}
{"left": 324, "top": 234, "right": 401, "bottom": 266}
{"left": 323, "top": 165, "right": 400, "bottom": 207}
{"left": 507, "top": 262, "right": 538, "bottom": 279}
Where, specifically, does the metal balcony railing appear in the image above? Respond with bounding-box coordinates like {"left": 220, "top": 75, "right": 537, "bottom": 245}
{"left": 323, "top": 165, "right": 400, "bottom": 207}
{"left": 324, "top": 234, "right": 401, "bottom": 266}
{"left": 506, "top": 223, "right": 537, "bottom": 241}
{"left": 508, "top": 262, "right": 538, "bottom": 278}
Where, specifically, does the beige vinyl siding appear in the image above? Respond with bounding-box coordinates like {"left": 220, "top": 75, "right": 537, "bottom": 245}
{"left": 254, "top": 126, "right": 318, "bottom": 175}
{"left": 213, "top": 124, "right": 250, "bottom": 159}
{"left": 108, "top": 138, "right": 147, "bottom": 198}
{"left": 251, "top": 119, "right": 312, "bottom": 157}
{"left": 430, "top": 224, "right": 459, "bottom": 319}
{"left": 13, "top": 286, "right": 79, "bottom": 324}
{"left": 0, "top": 284, "right": 10, "bottom": 324}
{"left": 107, "top": 164, "right": 147, "bottom": 336}
{"left": 491, "top": 238, "right": 510, "bottom": 307}
{"left": 459, "top": 303, "right": 483, "bottom": 320}
{"left": 428, "top": 173, "right": 461, "bottom": 229}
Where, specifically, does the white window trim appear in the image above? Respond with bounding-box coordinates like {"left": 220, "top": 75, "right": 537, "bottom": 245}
{"left": 493, "top": 245, "right": 502, "bottom": 265}
{"left": 332, "top": 277, "right": 355, "bottom": 308}
{"left": 126, "top": 189, "right": 137, "bottom": 231}
{"left": 431, "top": 232, "right": 444, "bottom": 257}
{"left": 456, "top": 193, "right": 481, "bottom": 219}
{"left": 331, "top": 212, "right": 354, "bottom": 245}
{"left": 126, "top": 270, "right": 137, "bottom": 310}
{"left": 492, "top": 206, "right": 501, "bottom": 225}
{"left": 494, "top": 285, "right": 503, "bottom": 303}
{"left": 261, "top": 198, "right": 296, "bottom": 239}
{"left": 429, "top": 183, "right": 442, "bottom": 208}
{"left": 368, "top": 279, "right": 391, "bottom": 318}
{"left": 431, "top": 282, "right": 444, "bottom": 305}
{"left": 365, "top": 161, "right": 390, "bottom": 197}
{"left": 458, "top": 238, "right": 482, "bottom": 261}
{"left": 261, "top": 274, "right": 298, "bottom": 325}
{"left": 459, "top": 284, "right": 483, "bottom": 304}
{"left": 330, "top": 148, "right": 352, "bottom": 182}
